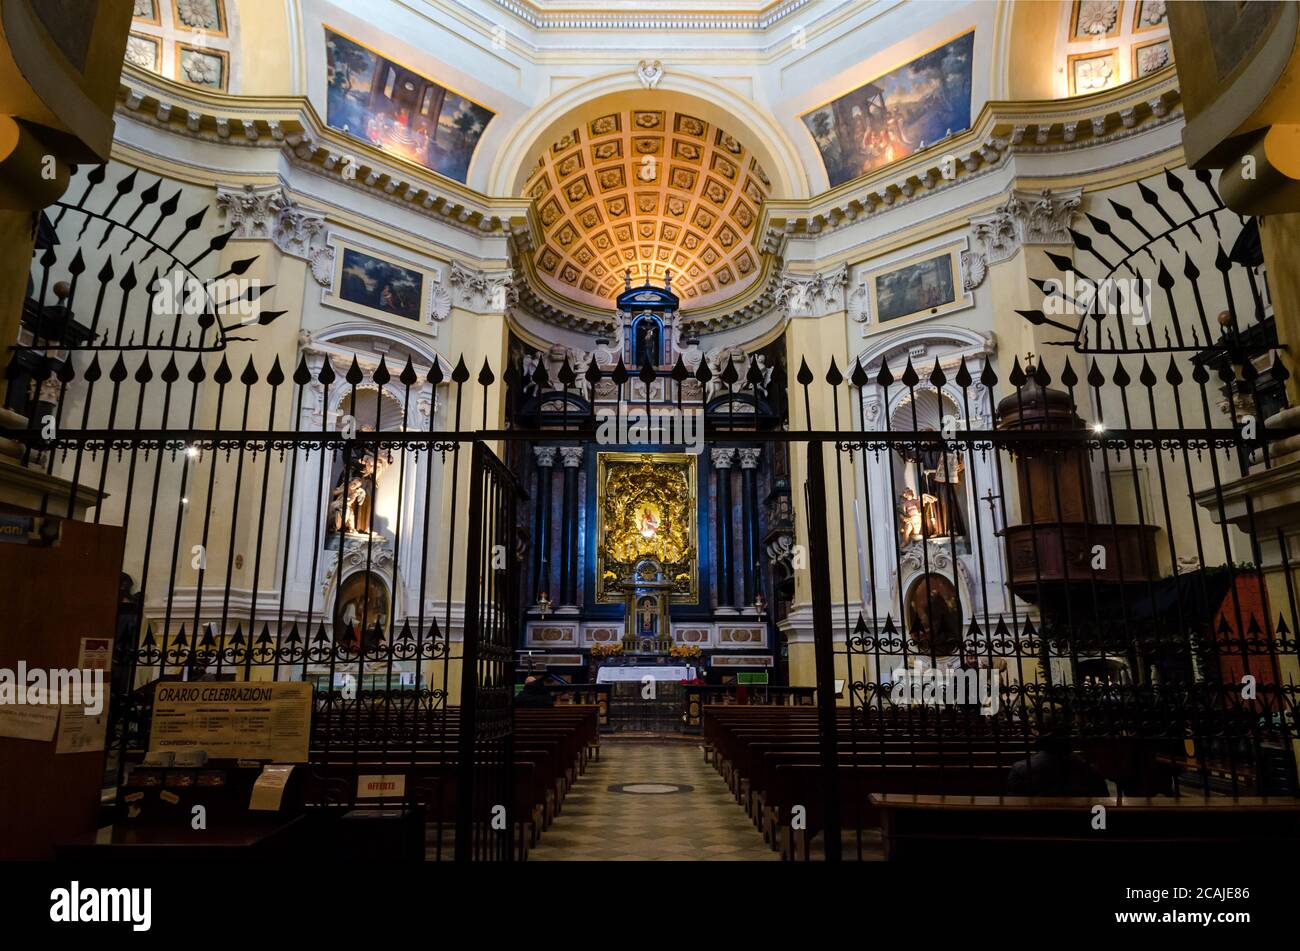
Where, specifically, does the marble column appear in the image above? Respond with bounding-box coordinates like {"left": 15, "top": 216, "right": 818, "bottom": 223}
{"left": 738, "top": 448, "right": 763, "bottom": 607}
{"left": 558, "top": 446, "right": 583, "bottom": 606}
{"left": 532, "top": 446, "right": 556, "bottom": 603}
{"left": 712, "top": 448, "right": 737, "bottom": 609}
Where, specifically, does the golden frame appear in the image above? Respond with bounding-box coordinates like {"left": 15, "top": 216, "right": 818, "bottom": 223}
{"left": 174, "top": 42, "right": 229, "bottom": 92}
{"left": 595, "top": 451, "right": 698, "bottom": 604}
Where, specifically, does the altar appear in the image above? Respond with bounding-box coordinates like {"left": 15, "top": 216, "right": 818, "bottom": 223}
{"left": 595, "top": 665, "right": 696, "bottom": 683}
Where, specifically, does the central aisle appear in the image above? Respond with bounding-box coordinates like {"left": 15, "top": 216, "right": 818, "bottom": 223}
{"left": 529, "top": 740, "right": 777, "bottom": 861}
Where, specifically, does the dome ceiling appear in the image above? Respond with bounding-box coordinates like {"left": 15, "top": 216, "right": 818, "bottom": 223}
{"left": 523, "top": 108, "right": 773, "bottom": 309}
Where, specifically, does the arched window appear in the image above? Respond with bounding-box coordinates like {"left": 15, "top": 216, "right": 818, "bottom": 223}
{"left": 127, "top": 0, "right": 238, "bottom": 93}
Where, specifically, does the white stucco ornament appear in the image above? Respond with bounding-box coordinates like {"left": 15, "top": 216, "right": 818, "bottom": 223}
{"left": 637, "top": 59, "right": 664, "bottom": 89}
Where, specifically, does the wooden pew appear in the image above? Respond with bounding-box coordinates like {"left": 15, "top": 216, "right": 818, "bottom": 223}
{"left": 872, "top": 794, "right": 1300, "bottom": 860}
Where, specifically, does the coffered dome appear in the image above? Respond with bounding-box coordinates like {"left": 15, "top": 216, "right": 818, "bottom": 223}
{"left": 523, "top": 108, "right": 774, "bottom": 309}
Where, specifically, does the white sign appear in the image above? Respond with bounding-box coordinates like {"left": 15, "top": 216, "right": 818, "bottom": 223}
{"left": 78, "top": 637, "right": 113, "bottom": 671}
{"left": 357, "top": 774, "right": 406, "bottom": 799}
{"left": 249, "top": 764, "right": 295, "bottom": 812}
{"left": 55, "top": 703, "right": 109, "bottom": 754}
{"left": 0, "top": 702, "right": 59, "bottom": 742}
{"left": 149, "top": 682, "right": 312, "bottom": 762}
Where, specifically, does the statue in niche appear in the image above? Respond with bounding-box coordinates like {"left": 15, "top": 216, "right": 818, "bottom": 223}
{"left": 898, "top": 485, "right": 938, "bottom": 546}
{"left": 635, "top": 317, "right": 660, "bottom": 367}
{"left": 329, "top": 429, "right": 386, "bottom": 535}
{"left": 917, "top": 442, "right": 966, "bottom": 538}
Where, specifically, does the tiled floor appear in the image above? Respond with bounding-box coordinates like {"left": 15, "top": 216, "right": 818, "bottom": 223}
{"left": 529, "top": 739, "right": 779, "bottom": 861}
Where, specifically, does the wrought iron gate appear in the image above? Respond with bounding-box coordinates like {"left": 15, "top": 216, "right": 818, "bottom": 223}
{"left": 456, "top": 441, "right": 520, "bottom": 861}
{"left": 6, "top": 160, "right": 1298, "bottom": 865}
{"left": 794, "top": 166, "right": 1300, "bottom": 860}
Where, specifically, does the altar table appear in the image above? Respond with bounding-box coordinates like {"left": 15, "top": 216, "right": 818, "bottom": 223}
{"left": 595, "top": 665, "right": 695, "bottom": 683}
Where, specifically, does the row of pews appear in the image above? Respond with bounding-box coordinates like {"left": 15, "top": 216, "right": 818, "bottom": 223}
{"left": 703, "top": 705, "right": 1300, "bottom": 860}
{"left": 304, "top": 704, "right": 601, "bottom": 859}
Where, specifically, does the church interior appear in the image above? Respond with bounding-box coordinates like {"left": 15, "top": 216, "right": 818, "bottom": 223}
{"left": 3, "top": 0, "right": 1300, "bottom": 903}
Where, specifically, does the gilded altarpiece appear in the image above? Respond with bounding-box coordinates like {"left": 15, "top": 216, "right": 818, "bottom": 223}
{"left": 595, "top": 453, "right": 698, "bottom": 604}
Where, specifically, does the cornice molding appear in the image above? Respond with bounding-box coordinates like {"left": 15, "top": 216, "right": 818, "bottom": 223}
{"left": 490, "top": 0, "right": 817, "bottom": 32}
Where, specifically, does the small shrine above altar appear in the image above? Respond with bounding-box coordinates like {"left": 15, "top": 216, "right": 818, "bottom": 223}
{"left": 621, "top": 558, "right": 672, "bottom": 653}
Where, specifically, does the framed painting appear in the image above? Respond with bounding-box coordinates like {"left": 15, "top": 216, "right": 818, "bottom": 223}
{"left": 324, "top": 26, "right": 494, "bottom": 184}
{"left": 335, "top": 247, "right": 425, "bottom": 322}
{"left": 872, "top": 252, "right": 957, "bottom": 324}
{"left": 800, "top": 29, "right": 974, "bottom": 188}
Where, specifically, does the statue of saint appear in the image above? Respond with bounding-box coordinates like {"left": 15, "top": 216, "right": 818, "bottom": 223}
{"left": 328, "top": 430, "right": 386, "bottom": 535}
{"left": 898, "top": 485, "right": 938, "bottom": 545}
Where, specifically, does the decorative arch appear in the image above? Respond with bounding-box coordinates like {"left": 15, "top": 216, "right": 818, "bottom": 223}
{"left": 855, "top": 323, "right": 994, "bottom": 374}
{"left": 312, "top": 321, "right": 451, "bottom": 374}
{"left": 487, "top": 73, "right": 810, "bottom": 200}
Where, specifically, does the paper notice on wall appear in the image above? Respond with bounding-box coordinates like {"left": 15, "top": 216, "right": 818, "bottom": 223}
{"left": 149, "top": 682, "right": 312, "bottom": 762}
{"left": 249, "top": 764, "right": 295, "bottom": 812}
{"left": 77, "top": 637, "right": 114, "bottom": 672}
{"left": 0, "top": 703, "right": 60, "bottom": 742}
{"left": 55, "top": 703, "right": 109, "bottom": 754}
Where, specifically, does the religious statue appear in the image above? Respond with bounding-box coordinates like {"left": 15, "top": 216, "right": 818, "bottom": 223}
{"left": 898, "top": 485, "right": 939, "bottom": 545}
{"left": 635, "top": 317, "right": 660, "bottom": 366}
{"left": 620, "top": 559, "right": 673, "bottom": 651}
{"left": 917, "top": 443, "right": 966, "bottom": 538}
{"left": 328, "top": 431, "right": 386, "bottom": 535}
{"left": 521, "top": 349, "right": 540, "bottom": 398}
